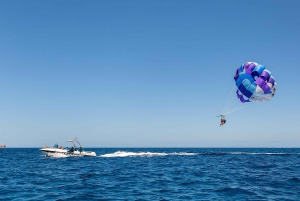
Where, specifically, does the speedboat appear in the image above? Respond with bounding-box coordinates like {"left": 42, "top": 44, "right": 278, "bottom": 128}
{"left": 0, "top": 144, "right": 6, "bottom": 148}
{"left": 40, "top": 138, "right": 96, "bottom": 157}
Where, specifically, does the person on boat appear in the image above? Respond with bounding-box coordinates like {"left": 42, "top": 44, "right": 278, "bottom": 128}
{"left": 220, "top": 118, "right": 226, "bottom": 126}
{"left": 53, "top": 143, "right": 59, "bottom": 148}
{"left": 68, "top": 146, "right": 75, "bottom": 153}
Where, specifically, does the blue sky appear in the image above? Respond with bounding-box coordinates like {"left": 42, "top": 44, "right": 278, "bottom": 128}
{"left": 0, "top": 0, "right": 299, "bottom": 147}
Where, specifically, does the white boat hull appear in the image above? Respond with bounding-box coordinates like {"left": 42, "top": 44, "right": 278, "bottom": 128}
{"left": 40, "top": 148, "right": 96, "bottom": 157}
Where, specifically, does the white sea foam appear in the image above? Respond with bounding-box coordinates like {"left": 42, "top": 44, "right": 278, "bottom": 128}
{"left": 46, "top": 153, "right": 69, "bottom": 158}
{"left": 100, "top": 151, "right": 197, "bottom": 157}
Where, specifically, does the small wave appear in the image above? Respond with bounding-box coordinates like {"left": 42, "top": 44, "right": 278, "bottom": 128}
{"left": 287, "top": 177, "right": 300, "bottom": 183}
{"left": 100, "top": 151, "right": 197, "bottom": 157}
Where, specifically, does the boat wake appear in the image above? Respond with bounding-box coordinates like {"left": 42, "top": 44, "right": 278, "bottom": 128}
{"left": 100, "top": 151, "right": 198, "bottom": 157}
{"left": 101, "top": 151, "right": 300, "bottom": 157}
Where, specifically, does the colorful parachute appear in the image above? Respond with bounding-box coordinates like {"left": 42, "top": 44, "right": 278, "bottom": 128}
{"left": 234, "top": 62, "right": 277, "bottom": 103}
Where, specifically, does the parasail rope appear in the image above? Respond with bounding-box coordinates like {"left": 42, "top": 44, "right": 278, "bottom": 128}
{"left": 225, "top": 107, "right": 246, "bottom": 115}
{"left": 222, "top": 84, "right": 236, "bottom": 115}
{"left": 223, "top": 97, "right": 241, "bottom": 115}
{"left": 221, "top": 83, "right": 248, "bottom": 116}
{"left": 224, "top": 105, "right": 246, "bottom": 115}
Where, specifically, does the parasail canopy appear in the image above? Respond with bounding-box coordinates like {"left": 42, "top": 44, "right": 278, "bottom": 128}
{"left": 234, "top": 62, "right": 277, "bottom": 103}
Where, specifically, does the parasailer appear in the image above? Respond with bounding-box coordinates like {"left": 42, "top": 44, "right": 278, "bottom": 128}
{"left": 219, "top": 62, "right": 277, "bottom": 126}
{"left": 220, "top": 118, "right": 226, "bottom": 126}
{"left": 217, "top": 115, "right": 226, "bottom": 126}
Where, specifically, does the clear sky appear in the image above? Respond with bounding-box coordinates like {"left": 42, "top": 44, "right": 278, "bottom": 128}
{"left": 0, "top": 0, "right": 299, "bottom": 147}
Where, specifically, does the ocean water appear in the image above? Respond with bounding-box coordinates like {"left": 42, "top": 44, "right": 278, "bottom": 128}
{"left": 1, "top": 148, "right": 300, "bottom": 200}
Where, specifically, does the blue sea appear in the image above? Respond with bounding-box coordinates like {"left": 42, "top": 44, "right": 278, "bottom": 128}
{"left": 1, "top": 148, "right": 300, "bottom": 200}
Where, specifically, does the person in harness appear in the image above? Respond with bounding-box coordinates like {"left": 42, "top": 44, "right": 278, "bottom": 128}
{"left": 220, "top": 118, "right": 226, "bottom": 126}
